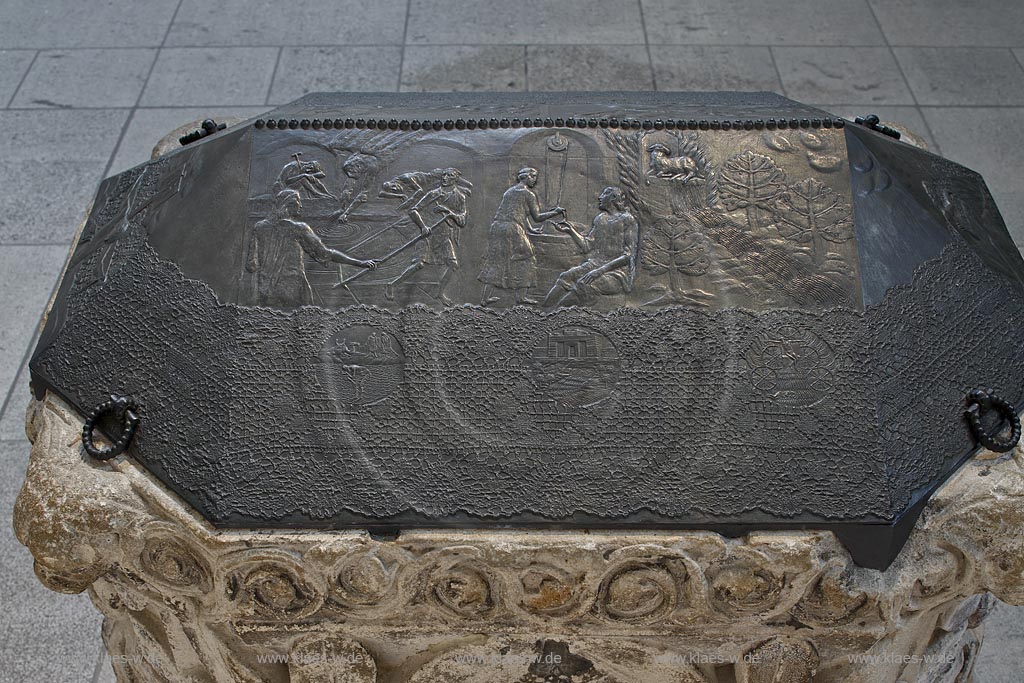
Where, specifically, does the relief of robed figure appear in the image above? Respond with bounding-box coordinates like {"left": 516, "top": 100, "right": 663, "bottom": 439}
{"left": 477, "top": 167, "right": 565, "bottom": 306}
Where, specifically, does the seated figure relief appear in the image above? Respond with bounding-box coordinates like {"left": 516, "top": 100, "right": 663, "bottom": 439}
{"left": 543, "top": 187, "right": 639, "bottom": 309}
{"left": 241, "top": 125, "right": 860, "bottom": 313}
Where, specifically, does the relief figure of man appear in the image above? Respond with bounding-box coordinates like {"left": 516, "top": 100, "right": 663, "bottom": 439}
{"left": 273, "top": 153, "right": 335, "bottom": 199}
{"left": 248, "top": 189, "right": 376, "bottom": 307}
{"left": 543, "top": 186, "right": 639, "bottom": 308}
{"left": 333, "top": 153, "right": 378, "bottom": 223}
{"left": 384, "top": 168, "right": 468, "bottom": 305}
{"left": 477, "top": 167, "right": 565, "bottom": 305}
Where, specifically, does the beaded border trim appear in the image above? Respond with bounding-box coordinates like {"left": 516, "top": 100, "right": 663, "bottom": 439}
{"left": 252, "top": 116, "right": 846, "bottom": 132}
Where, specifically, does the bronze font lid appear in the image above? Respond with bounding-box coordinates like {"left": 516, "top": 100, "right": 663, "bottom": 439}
{"left": 30, "top": 92, "right": 1024, "bottom": 568}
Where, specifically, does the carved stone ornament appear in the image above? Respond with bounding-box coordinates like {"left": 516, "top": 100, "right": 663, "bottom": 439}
{"left": 21, "top": 92, "right": 1024, "bottom": 572}
{"left": 14, "top": 392, "right": 1024, "bottom": 682}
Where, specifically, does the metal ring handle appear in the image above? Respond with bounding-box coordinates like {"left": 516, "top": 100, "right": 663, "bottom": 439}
{"left": 965, "top": 388, "right": 1021, "bottom": 454}
{"left": 82, "top": 394, "right": 140, "bottom": 460}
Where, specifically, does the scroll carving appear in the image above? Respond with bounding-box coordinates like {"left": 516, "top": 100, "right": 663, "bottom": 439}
{"left": 12, "top": 394, "right": 1024, "bottom": 682}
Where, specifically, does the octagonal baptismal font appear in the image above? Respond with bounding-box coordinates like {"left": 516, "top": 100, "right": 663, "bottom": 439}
{"left": 13, "top": 92, "right": 1024, "bottom": 683}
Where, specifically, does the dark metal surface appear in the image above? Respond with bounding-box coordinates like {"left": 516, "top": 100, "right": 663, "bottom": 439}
{"left": 179, "top": 118, "right": 227, "bottom": 146}
{"left": 854, "top": 114, "right": 901, "bottom": 140}
{"left": 28, "top": 93, "right": 1024, "bottom": 569}
{"left": 81, "top": 394, "right": 140, "bottom": 461}
{"left": 965, "top": 388, "right": 1022, "bottom": 453}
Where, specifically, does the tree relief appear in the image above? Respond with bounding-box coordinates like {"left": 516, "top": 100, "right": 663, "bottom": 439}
{"left": 239, "top": 126, "right": 861, "bottom": 313}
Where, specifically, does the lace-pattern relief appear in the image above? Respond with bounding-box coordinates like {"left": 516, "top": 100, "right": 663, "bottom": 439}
{"left": 868, "top": 244, "right": 1024, "bottom": 512}
{"left": 33, "top": 161, "right": 1024, "bottom": 525}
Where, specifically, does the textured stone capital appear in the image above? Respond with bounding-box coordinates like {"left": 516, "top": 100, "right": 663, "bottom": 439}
{"left": 14, "top": 393, "right": 1024, "bottom": 682}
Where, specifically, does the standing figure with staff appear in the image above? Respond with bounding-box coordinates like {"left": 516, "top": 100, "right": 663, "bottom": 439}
{"left": 477, "top": 167, "right": 565, "bottom": 306}
{"left": 248, "top": 189, "right": 377, "bottom": 307}
{"left": 383, "top": 167, "right": 469, "bottom": 305}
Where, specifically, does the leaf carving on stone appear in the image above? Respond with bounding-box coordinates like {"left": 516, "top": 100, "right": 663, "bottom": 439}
{"left": 774, "top": 178, "right": 854, "bottom": 245}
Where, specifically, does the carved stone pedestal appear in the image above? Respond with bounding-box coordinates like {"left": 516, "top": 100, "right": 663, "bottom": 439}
{"left": 13, "top": 393, "right": 1024, "bottom": 683}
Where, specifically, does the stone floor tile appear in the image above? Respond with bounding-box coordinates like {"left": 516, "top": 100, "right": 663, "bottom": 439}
{"left": 140, "top": 47, "right": 278, "bottom": 107}
{"left": 815, "top": 104, "right": 938, "bottom": 152}
{"left": 973, "top": 600, "right": 1024, "bottom": 683}
{"left": 869, "top": 0, "right": 1024, "bottom": 47}
{"left": 108, "top": 106, "right": 270, "bottom": 175}
{"left": 0, "top": 0, "right": 177, "bottom": 49}
{"left": 774, "top": 47, "right": 913, "bottom": 105}
{"left": 642, "top": 0, "right": 885, "bottom": 46}
{"left": 0, "top": 439, "right": 103, "bottom": 683}
{"left": 401, "top": 46, "right": 526, "bottom": 92}
{"left": 166, "top": 0, "right": 407, "bottom": 47}
{"left": 527, "top": 45, "right": 652, "bottom": 91}
{"left": 11, "top": 48, "right": 156, "bottom": 109}
{"left": 0, "top": 109, "right": 127, "bottom": 244}
{"left": 268, "top": 46, "right": 402, "bottom": 105}
{"left": 923, "top": 107, "right": 1024, "bottom": 251}
{"left": 407, "top": 0, "right": 644, "bottom": 45}
{"left": 652, "top": 45, "right": 780, "bottom": 92}
{"left": 0, "top": 356, "right": 32, "bottom": 442}
{"left": 895, "top": 47, "right": 1024, "bottom": 106}
{"left": 93, "top": 647, "right": 116, "bottom": 683}
{"left": 0, "top": 50, "right": 35, "bottom": 106}
{"left": 0, "top": 246, "right": 68, "bottom": 405}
